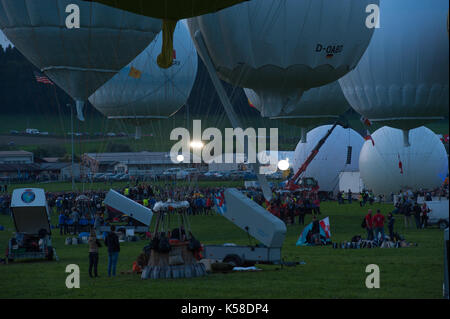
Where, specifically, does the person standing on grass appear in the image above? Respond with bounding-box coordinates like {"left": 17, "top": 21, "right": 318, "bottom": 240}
{"left": 347, "top": 189, "right": 352, "bottom": 204}
{"left": 88, "top": 228, "right": 100, "bottom": 278}
{"left": 105, "top": 225, "right": 120, "bottom": 277}
{"left": 413, "top": 202, "right": 421, "bottom": 229}
{"left": 365, "top": 209, "right": 374, "bottom": 240}
{"left": 372, "top": 209, "right": 385, "bottom": 243}
{"left": 404, "top": 202, "right": 413, "bottom": 229}
{"left": 70, "top": 207, "right": 80, "bottom": 235}
{"left": 421, "top": 203, "right": 430, "bottom": 229}
{"left": 58, "top": 211, "right": 65, "bottom": 236}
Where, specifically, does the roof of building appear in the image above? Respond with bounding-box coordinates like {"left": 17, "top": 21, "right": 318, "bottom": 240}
{"left": 0, "top": 163, "right": 40, "bottom": 172}
{"left": 84, "top": 151, "right": 200, "bottom": 165}
{"left": 0, "top": 150, "right": 33, "bottom": 157}
{"left": 39, "top": 162, "right": 75, "bottom": 170}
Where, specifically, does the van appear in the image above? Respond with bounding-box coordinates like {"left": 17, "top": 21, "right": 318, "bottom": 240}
{"left": 426, "top": 200, "right": 449, "bottom": 229}
{"left": 7, "top": 188, "right": 55, "bottom": 261}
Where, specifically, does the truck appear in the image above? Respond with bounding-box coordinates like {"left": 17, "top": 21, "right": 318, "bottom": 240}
{"left": 426, "top": 200, "right": 449, "bottom": 229}
{"left": 101, "top": 189, "right": 153, "bottom": 234}
{"left": 6, "top": 188, "right": 55, "bottom": 262}
{"left": 205, "top": 188, "right": 286, "bottom": 266}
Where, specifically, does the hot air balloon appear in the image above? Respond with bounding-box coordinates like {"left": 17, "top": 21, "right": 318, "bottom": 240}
{"left": 83, "top": 0, "right": 248, "bottom": 68}
{"left": 244, "top": 81, "right": 350, "bottom": 143}
{"left": 89, "top": 21, "right": 198, "bottom": 139}
{"left": 359, "top": 126, "right": 449, "bottom": 196}
{"left": 292, "top": 125, "right": 364, "bottom": 194}
{"left": 0, "top": 0, "right": 161, "bottom": 121}
{"left": 188, "top": 0, "right": 377, "bottom": 116}
{"left": 339, "top": 0, "right": 449, "bottom": 146}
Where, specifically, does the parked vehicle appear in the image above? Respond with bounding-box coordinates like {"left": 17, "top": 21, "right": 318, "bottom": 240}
{"left": 6, "top": 188, "right": 56, "bottom": 262}
{"left": 426, "top": 200, "right": 449, "bottom": 229}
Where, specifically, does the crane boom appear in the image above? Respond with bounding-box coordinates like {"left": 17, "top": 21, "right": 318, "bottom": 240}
{"left": 286, "top": 122, "right": 340, "bottom": 190}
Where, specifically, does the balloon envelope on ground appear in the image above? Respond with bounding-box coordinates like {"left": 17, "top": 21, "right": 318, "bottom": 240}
{"left": 188, "top": 0, "right": 377, "bottom": 116}
{"left": 0, "top": 0, "right": 161, "bottom": 120}
{"left": 339, "top": 0, "right": 449, "bottom": 143}
{"left": 292, "top": 125, "right": 364, "bottom": 194}
{"left": 359, "top": 126, "right": 449, "bottom": 196}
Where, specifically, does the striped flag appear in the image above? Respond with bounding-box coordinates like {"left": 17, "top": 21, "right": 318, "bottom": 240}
{"left": 248, "top": 99, "right": 256, "bottom": 109}
{"left": 398, "top": 154, "right": 403, "bottom": 174}
{"left": 34, "top": 71, "right": 54, "bottom": 85}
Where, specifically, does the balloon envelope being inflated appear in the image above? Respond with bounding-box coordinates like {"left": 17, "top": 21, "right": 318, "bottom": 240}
{"left": 244, "top": 82, "right": 349, "bottom": 138}
{"left": 0, "top": 0, "right": 161, "bottom": 119}
{"left": 89, "top": 22, "right": 197, "bottom": 121}
{"left": 359, "top": 126, "right": 449, "bottom": 196}
{"left": 188, "top": 0, "right": 377, "bottom": 116}
{"left": 339, "top": 0, "right": 449, "bottom": 132}
{"left": 292, "top": 125, "right": 364, "bottom": 193}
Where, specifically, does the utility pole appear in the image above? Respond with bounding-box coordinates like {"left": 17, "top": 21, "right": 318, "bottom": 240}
{"left": 67, "top": 103, "right": 75, "bottom": 191}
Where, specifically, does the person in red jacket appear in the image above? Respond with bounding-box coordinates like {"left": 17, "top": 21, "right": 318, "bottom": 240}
{"left": 372, "top": 209, "right": 385, "bottom": 242}
{"left": 365, "top": 209, "right": 374, "bottom": 240}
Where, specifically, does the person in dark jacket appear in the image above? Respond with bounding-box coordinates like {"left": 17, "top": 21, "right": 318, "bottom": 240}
{"left": 104, "top": 225, "right": 120, "bottom": 277}
{"left": 413, "top": 202, "right": 421, "bottom": 229}
{"left": 88, "top": 228, "right": 100, "bottom": 278}
{"left": 387, "top": 212, "right": 395, "bottom": 240}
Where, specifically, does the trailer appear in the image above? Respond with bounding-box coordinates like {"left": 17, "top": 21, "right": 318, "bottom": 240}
{"left": 338, "top": 171, "right": 365, "bottom": 195}
{"left": 101, "top": 189, "right": 153, "bottom": 233}
{"left": 205, "top": 188, "right": 286, "bottom": 266}
{"left": 6, "top": 188, "right": 55, "bottom": 262}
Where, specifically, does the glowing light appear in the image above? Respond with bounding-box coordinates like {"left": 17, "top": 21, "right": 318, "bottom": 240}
{"left": 176, "top": 154, "right": 184, "bottom": 162}
{"left": 277, "top": 159, "right": 290, "bottom": 171}
{"left": 190, "top": 141, "right": 204, "bottom": 149}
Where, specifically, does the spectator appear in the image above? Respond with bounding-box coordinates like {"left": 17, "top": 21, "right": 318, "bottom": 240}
{"left": 58, "top": 211, "right": 65, "bottom": 236}
{"left": 347, "top": 189, "right": 352, "bottom": 204}
{"left": 372, "top": 209, "right": 385, "bottom": 242}
{"left": 404, "top": 203, "right": 413, "bottom": 229}
{"left": 421, "top": 203, "right": 430, "bottom": 229}
{"left": 70, "top": 207, "right": 80, "bottom": 235}
{"left": 88, "top": 228, "right": 100, "bottom": 278}
{"left": 387, "top": 212, "right": 395, "bottom": 240}
{"left": 413, "top": 202, "right": 421, "bottom": 229}
{"left": 104, "top": 225, "right": 120, "bottom": 277}
{"left": 365, "top": 209, "right": 374, "bottom": 240}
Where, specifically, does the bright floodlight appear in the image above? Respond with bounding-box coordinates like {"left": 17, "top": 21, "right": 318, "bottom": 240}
{"left": 190, "top": 141, "right": 204, "bottom": 149}
{"left": 278, "top": 159, "right": 290, "bottom": 171}
{"left": 176, "top": 154, "right": 184, "bottom": 162}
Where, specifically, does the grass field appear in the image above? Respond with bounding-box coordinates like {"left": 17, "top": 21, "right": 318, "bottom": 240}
{"left": 0, "top": 194, "right": 445, "bottom": 299}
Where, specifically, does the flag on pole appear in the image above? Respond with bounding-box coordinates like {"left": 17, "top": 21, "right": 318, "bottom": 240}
{"left": 128, "top": 66, "right": 142, "bottom": 79}
{"left": 33, "top": 71, "right": 54, "bottom": 85}
{"left": 213, "top": 191, "right": 227, "bottom": 214}
{"left": 398, "top": 154, "right": 403, "bottom": 174}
